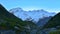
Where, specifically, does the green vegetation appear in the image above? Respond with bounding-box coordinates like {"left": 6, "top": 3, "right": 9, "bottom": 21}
{"left": 36, "top": 12, "right": 60, "bottom": 34}
{"left": 0, "top": 4, "right": 37, "bottom": 34}
{"left": 1, "top": 4, "right": 60, "bottom": 34}
{"left": 49, "top": 30, "right": 60, "bottom": 34}
{"left": 41, "top": 12, "right": 60, "bottom": 34}
{"left": 43, "top": 12, "right": 60, "bottom": 28}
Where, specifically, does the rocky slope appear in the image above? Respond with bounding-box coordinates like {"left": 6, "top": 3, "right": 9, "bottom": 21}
{"left": 0, "top": 4, "right": 37, "bottom": 34}
{"left": 9, "top": 8, "right": 56, "bottom": 23}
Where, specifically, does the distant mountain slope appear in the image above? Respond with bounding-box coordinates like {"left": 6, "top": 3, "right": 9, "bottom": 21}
{"left": 36, "top": 13, "right": 60, "bottom": 34}
{"left": 43, "top": 12, "right": 60, "bottom": 29}
{"left": 9, "top": 8, "right": 56, "bottom": 22}
{"left": 37, "top": 16, "right": 52, "bottom": 27}
{"left": 0, "top": 4, "right": 37, "bottom": 34}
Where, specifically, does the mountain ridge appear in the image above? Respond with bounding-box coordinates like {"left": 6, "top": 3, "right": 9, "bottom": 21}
{"left": 0, "top": 4, "right": 37, "bottom": 34}
{"left": 9, "top": 8, "right": 56, "bottom": 23}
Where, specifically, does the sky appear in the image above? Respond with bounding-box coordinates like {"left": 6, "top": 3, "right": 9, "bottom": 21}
{"left": 0, "top": 0, "right": 60, "bottom": 13}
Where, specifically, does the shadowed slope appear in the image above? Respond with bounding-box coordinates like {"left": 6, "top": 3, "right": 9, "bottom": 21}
{"left": 43, "top": 12, "right": 60, "bottom": 29}
{"left": 0, "top": 4, "right": 37, "bottom": 34}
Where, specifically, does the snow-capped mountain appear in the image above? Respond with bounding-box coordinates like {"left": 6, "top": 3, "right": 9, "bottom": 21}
{"left": 9, "top": 8, "right": 56, "bottom": 23}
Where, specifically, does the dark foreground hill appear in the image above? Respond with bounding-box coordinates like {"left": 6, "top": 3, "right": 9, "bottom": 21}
{"left": 0, "top": 4, "right": 37, "bottom": 34}
{"left": 36, "top": 12, "right": 60, "bottom": 34}
{"left": 43, "top": 12, "right": 60, "bottom": 29}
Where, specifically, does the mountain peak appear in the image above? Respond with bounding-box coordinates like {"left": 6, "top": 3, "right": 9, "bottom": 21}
{"left": 9, "top": 7, "right": 23, "bottom": 13}
{"left": 10, "top": 7, "right": 23, "bottom": 11}
{"left": 10, "top": 7, "right": 56, "bottom": 23}
{"left": 40, "top": 9, "right": 45, "bottom": 11}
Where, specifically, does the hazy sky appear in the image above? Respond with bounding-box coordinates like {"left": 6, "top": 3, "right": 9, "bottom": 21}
{"left": 0, "top": 0, "right": 60, "bottom": 13}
